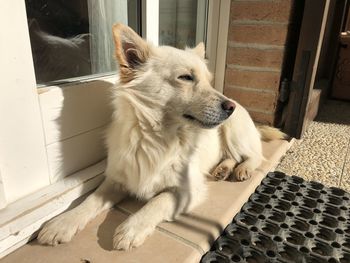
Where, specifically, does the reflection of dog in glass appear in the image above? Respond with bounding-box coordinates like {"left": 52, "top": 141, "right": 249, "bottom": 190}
{"left": 38, "top": 24, "right": 285, "bottom": 250}
{"left": 28, "top": 19, "right": 91, "bottom": 83}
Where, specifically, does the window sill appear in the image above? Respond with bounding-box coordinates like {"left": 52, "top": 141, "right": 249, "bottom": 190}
{"left": 0, "top": 161, "right": 106, "bottom": 258}
{"left": 1, "top": 139, "right": 294, "bottom": 262}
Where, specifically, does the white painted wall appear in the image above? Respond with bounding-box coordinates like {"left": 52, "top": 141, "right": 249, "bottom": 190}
{"left": 0, "top": 1, "right": 50, "bottom": 203}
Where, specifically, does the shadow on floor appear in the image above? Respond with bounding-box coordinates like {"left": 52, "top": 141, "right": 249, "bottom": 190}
{"left": 316, "top": 100, "right": 350, "bottom": 125}
{"left": 97, "top": 211, "right": 122, "bottom": 251}
{"left": 96, "top": 207, "right": 224, "bottom": 251}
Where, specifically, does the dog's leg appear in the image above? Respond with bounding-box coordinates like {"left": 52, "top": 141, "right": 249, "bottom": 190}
{"left": 113, "top": 185, "right": 203, "bottom": 250}
{"left": 38, "top": 178, "right": 126, "bottom": 245}
{"left": 211, "top": 158, "right": 237, "bottom": 181}
{"left": 113, "top": 191, "right": 176, "bottom": 250}
{"left": 220, "top": 103, "right": 264, "bottom": 181}
{"left": 234, "top": 156, "right": 262, "bottom": 181}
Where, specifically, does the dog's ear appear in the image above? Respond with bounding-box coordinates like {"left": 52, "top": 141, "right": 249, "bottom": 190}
{"left": 192, "top": 42, "right": 205, "bottom": 59}
{"left": 112, "top": 23, "right": 150, "bottom": 83}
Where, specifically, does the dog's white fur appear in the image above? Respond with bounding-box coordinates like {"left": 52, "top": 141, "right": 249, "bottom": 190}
{"left": 38, "top": 24, "right": 284, "bottom": 250}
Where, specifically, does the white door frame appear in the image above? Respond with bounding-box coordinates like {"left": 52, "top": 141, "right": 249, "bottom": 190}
{"left": 207, "top": 0, "right": 231, "bottom": 93}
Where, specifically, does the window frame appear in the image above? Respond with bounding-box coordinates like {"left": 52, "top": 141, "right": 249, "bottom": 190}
{"left": 0, "top": 0, "right": 230, "bottom": 258}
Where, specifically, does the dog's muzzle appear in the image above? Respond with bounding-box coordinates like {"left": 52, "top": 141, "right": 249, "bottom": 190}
{"left": 183, "top": 100, "right": 236, "bottom": 129}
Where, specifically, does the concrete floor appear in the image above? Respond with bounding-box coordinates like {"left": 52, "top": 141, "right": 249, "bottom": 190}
{"left": 277, "top": 100, "right": 350, "bottom": 191}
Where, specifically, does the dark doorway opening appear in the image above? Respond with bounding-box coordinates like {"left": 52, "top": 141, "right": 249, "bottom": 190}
{"left": 281, "top": 0, "right": 350, "bottom": 138}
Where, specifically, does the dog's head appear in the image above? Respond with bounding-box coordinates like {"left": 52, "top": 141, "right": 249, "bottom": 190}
{"left": 112, "top": 24, "right": 235, "bottom": 129}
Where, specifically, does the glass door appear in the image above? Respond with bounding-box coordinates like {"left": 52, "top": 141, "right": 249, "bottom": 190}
{"left": 159, "top": 0, "right": 208, "bottom": 48}
{"left": 25, "top": 0, "right": 141, "bottom": 86}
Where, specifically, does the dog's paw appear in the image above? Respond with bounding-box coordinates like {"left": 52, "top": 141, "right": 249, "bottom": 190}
{"left": 211, "top": 159, "right": 237, "bottom": 181}
{"left": 113, "top": 218, "right": 155, "bottom": 250}
{"left": 234, "top": 163, "right": 253, "bottom": 181}
{"left": 37, "top": 212, "right": 82, "bottom": 246}
{"left": 211, "top": 165, "right": 231, "bottom": 181}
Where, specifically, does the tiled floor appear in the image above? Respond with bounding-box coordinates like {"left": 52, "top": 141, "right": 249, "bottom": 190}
{"left": 1, "top": 140, "right": 292, "bottom": 263}
{"left": 277, "top": 100, "right": 350, "bottom": 191}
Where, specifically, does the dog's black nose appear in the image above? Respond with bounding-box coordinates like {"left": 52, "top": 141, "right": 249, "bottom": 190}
{"left": 221, "top": 100, "right": 236, "bottom": 116}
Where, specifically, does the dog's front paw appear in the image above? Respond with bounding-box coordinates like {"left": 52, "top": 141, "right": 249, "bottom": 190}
{"left": 37, "top": 212, "right": 83, "bottom": 246}
{"left": 113, "top": 217, "right": 155, "bottom": 250}
{"left": 212, "top": 165, "right": 231, "bottom": 181}
{"left": 234, "top": 163, "right": 253, "bottom": 181}
{"left": 211, "top": 159, "right": 237, "bottom": 181}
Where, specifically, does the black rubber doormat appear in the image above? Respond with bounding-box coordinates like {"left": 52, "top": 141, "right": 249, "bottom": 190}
{"left": 201, "top": 172, "right": 350, "bottom": 263}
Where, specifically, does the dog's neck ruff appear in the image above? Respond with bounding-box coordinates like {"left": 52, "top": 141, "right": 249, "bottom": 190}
{"left": 108, "top": 84, "right": 205, "bottom": 199}
{"left": 118, "top": 92, "right": 165, "bottom": 133}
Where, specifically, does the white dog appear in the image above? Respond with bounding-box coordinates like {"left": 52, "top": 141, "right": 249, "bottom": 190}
{"left": 38, "top": 24, "right": 285, "bottom": 250}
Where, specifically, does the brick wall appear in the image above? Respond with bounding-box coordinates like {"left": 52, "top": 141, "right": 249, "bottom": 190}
{"left": 224, "top": 0, "right": 294, "bottom": 125}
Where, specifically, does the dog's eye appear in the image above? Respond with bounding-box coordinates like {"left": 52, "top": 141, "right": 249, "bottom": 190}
{"left": 178, "top": 74, "right": 194, "bottom": 81}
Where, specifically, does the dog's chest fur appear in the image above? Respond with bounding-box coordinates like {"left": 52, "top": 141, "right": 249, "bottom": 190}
{"left": 105, "top": 94, "right": 219, "bottom": 200}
